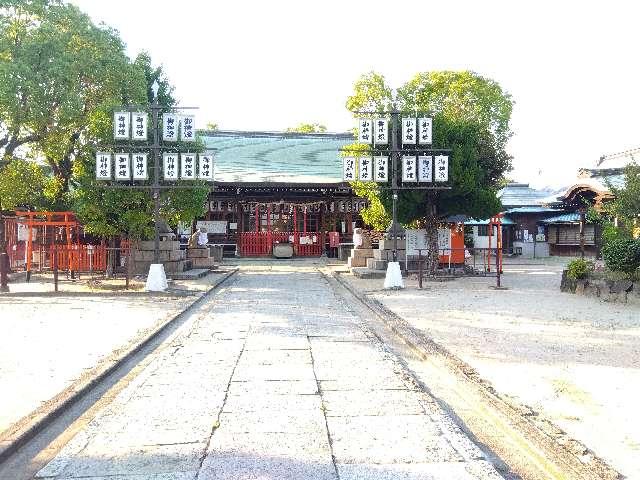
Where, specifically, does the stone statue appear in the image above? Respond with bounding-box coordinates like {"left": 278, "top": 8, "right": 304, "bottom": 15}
{"left": 188, "top": 227, "right": 208, "bottom": 248}
{"left": 353, "top": 228, "right": 372, "bottom": 249}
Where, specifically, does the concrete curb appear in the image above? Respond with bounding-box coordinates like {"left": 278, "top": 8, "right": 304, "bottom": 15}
{"left": 0, "top": 268, "right": 238, "bottom": 463}
{"left": 327, "top": 270, "right": 621, "bottom": 480}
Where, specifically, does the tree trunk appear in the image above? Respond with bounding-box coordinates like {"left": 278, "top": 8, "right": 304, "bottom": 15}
{"left": 425, "top": 196, "right": 439, "bottom": 276}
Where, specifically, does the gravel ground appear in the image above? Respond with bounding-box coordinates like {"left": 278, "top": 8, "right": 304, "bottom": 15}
{"left": 0, "top": 273, "right": 224, "bottom": 438}
{"left": 339, "top": 258, "right": 640, "bottom": 479}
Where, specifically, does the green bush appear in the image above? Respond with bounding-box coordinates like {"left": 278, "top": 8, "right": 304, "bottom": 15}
{"left": 566, "top": 258, "right": 594, "bottom": 280}
{"left": 602, "top": 239, "right": 640, "bottom": 275}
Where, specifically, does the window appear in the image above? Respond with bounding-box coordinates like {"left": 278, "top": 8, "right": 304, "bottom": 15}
{"left": 477, "top": 225, "right": 489, "bottom": 236}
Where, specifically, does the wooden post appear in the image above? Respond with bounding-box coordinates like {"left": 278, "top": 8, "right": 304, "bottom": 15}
{"left": 418, "top": 249, "right": 423, "bottom": 289}
{"left": 255, "top": 204, "right": 259, "bottom": 232}
{"left": 303, "top": 206, "right": 307, "bottom": 235}
{"left": 26, "top": 215, "right": 33, "bottom": 282}
{"left": 125, "top": 242, "right": 131, "bottom": 290}
{"left": 579, "top": 208, "right": 586, "bottom": 258}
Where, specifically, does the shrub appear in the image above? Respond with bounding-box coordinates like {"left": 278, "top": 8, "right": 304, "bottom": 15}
{"left": 602, "top": 239, "right": 640, "bottom": 275}
{"left": 566, "top": 258, "right": 594, "bottom": 280}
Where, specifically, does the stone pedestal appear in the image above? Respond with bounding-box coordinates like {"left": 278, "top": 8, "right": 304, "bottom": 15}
{"left": 347, "top": 248, "right": 374, "bottom": 268}
{"left": 132, "top": 241, "right": 186, "bottom": 275}
{"left": 186, "top": 247, "right": 217, "bottom": 270}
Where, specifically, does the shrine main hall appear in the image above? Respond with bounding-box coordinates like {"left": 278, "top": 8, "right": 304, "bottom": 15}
{"left": 196, "top": 129, "right": 366, "bottom": 257}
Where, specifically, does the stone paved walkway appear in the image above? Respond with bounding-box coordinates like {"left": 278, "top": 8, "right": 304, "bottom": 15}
{"left": 34, "top": 266, "right": 502, "bottom": 479}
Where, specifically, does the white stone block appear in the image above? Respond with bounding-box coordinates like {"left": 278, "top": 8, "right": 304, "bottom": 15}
{"left": 145, "top": 263, "right": 168, "bottom": 292}
{"left": 384, "top": 261, "right": 404, "bottom": 289}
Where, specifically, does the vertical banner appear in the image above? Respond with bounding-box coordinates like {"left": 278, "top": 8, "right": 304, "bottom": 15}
{"left": 181, "top": 153, "right": 196, "bottom": 179}
{"left": 435, "top": 155, "right": 449, "bottom": 182}
{"left": 358, "top": 157, "right": 373, "bottom": 181}
{"left": 418, "top": 155, "right": 433, "bottom": 182}
{"left": 96, "top": 152, "right": 111, "bottom": 180}
{"left": 374, "top": 156, "right": 388, "bottom": 182}
{"left": 113, "top": 112, "right": 130, "bottom": 140}
{"left": 358, "top": 118, "right": 373, "bottom": 143}
{"left": 181, "top": 115, "right": 195, "bottom": 142}
{"left": 402, "top": 155, "right": 417, "bottom": 182}
{"left": 198, "top": 154, "right": 214, "bottom": 181}
{"left": 402, "top": 117, "right": 417, "bottom": 144}
{"left": 162, "top": 113, "right": 178, "bottom": 142}
{"left": 131, "top": 112, "right": 148, "bottom": 141}
{"left": 163, "top": 153, "right": 179, "bottom": 180}
{"left": 374, "top": 118, "right": 388, "bottom": 145}
{"left": 418, "top": 117, "right": 432, "bottom": 145}
{"left": 115, "top": 153, "right": 131, "bottom": 180}
{"left": 132, "top": 153, "right": 148, "bottom": 180}
{"left": 342, "top": 157, "right": 356, "bottom": 181}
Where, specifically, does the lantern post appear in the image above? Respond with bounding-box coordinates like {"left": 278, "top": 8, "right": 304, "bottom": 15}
{"left": 343, "top": 107, "right": 452, "bottom": 289}
{"left": 97, "top": 81, "right": 213, "bottom": 291}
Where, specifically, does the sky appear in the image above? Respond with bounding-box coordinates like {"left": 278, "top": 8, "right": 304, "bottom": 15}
{"left": 71, "top": 0, "right": 639, "bottom": 189}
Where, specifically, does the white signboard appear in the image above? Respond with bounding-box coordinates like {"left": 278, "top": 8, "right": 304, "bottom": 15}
{"left": 181, "top": 153, "right": 196, "bottom": 179}
{"left": 437, "top": 228, "right": 452, "bottom": 257}
{"left": 181, "top": 115, "right": 195, "bottom": 142}
{"left": 131, "top": 112, "right": 148, "bottom": 141}
{"left": 435, "top": 155, "right": 449, "bottom": 182}
{"left": 163, "top": 153, "right": 178, "bottom": 180}
{"left": 418, "top": 117, "right": 432, "bottom": 145}
{"left": 374, "top": 156, "right": 388, "bottom": 182}
{"left": 132, "top": 153, "right": 148, "bottom": 180}
{"left": 405, "top": 229, "right": 428, "bottom": 256}
{"left": 162, "top": 113, "right": 178, "bottom": 142}
{"left": 358, "top": 118, "right": 373, "bottom": 143}
{"left": 402, "top": 155, "right": 417, "bottom": 182}
{"left": 402, "top": 117, "right": 417, "bottom": 144}
{"left": 374, "top": 118, "right": 388, "bottom": 144}
{"left": 96, "top": 152, "right": 111, "bottom": 180}
{"left": 418, "top": 155, "right": 433, "bottom": 182}
{"left": 196, "top": 220, "right": 227, "bottom": 234}
{"left": 113, "top": 112, "right": 130, "bottom": 140}
{"left": 343, "top": 157, "right": 356, "bottom": 181}
{"left": 114, "top": 153, "right": 130, "bottom": 180}
{"left": 406, "top": 228, "right": 451, "bottom": 256}
{"left": 358, "top": 157, "right": 373, "bottom": 181}
{"left": 198, "top": 154, "right": 214, "bottom": 181}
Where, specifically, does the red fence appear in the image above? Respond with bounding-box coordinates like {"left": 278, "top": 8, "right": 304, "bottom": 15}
{"left": 239, "top": 232, "right": 324, "bottom": 257}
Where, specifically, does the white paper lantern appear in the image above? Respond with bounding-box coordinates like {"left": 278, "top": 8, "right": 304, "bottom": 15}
{"left": 162, "top": 113, "right": 178, "bottom": 142}
{"left": 418, "top": 155, "right": 433, "bottom": 182}
{"left": 132, "top": 153, "right": 148, "bottom": 180}
{"left": 402, "top": 155, "right": 417, "bottom": 182}
{"left": 374, "top": 156, "right": 388, "bottom": 182}
{"left": 402, "top": 117, "right": 417, "bottom": 144}
{"left": 163, "top": 153, "right": 179, "bottom": 180}
{"left": 96, "top": 152, "right": 111, "bottom": 180}
{"left": 131, "top": 112, "right": 148, "bottom": 141}
{"left": 114, "top": 153, "right": 130, "bottom": 180}
{"left": 113, "top": 112, "right": 130, "bottom": 140}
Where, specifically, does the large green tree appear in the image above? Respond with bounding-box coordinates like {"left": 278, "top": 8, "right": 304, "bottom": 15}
{"left": 0, "top": 0, "right": 209, "bottom": 241}
{"left": 0, "top": 0, "right": 146, "bottom": 199}
{"left": 346, "top": 71, "right": 514, "bottom": 272}
{"left": 607, "top": 163, "right": 640, "bottom": 237}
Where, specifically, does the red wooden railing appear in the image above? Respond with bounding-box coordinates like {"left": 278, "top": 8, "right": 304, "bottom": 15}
{"left": 239, "top": 232, "right": 324, "bottom": 257}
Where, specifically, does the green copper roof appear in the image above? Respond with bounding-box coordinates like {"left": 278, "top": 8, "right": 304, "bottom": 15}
{"left": 199, "top": 130, "right": 353, "bottom": 184}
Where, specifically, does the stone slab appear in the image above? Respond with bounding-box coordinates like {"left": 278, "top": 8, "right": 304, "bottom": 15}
{"left": 191, "top": 257, "right": 217, "bottom": 268}
{"left": 169, "top": 268, "right": 208, "bottom": 280}
{"left": 137, "top": 240, "right": 180, "bottom": 251}
{"left": 186, "top": 248, "right": 209, "bottom": 258}
{"left": 352, "top": 267, "right": 386, "bottom": 279}
{"left": 347, "top": 257, "right": 367, "bottom": 268}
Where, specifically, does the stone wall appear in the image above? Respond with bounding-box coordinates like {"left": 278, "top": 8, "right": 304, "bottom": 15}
{"left": 561, "top": 270, "right": 640, "bottom": 305}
